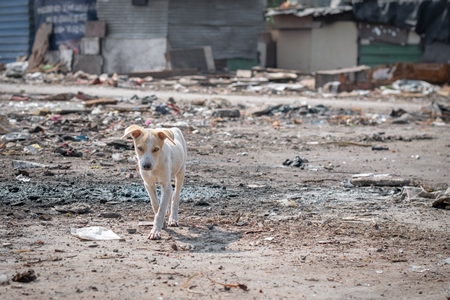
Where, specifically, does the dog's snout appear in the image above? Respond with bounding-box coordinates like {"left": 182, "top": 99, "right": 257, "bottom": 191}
{"left": 142, "top": 163, "right": 153, "bottom": 171}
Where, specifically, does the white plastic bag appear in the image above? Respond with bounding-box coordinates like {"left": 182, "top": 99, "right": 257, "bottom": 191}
{"left": 71, "top": 226, "right": 121, "bottom": 241}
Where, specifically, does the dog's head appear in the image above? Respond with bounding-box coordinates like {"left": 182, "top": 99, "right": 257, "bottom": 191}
{"left": 122, "top": 125, "right": 176, "bottom": 171}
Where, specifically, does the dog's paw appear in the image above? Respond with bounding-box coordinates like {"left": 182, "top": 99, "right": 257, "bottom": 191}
{"left": 148, "top": 230, "right": 161, "bottom": 240}
{"left": 168, "top": 218, "right": 179, "bottom": 227}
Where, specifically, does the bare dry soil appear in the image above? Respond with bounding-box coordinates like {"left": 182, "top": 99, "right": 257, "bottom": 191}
{"left": 0, "top": 83, "right": 450, "bottom": 300}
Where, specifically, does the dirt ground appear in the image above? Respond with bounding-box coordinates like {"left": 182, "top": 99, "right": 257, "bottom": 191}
{"left": 0, "top": 82, "right": 450, "bottom": 300}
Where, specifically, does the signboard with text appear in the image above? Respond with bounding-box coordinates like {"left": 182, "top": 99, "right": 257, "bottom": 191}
{"left": 35, "top": 0, "right": 97, "bottom": 53}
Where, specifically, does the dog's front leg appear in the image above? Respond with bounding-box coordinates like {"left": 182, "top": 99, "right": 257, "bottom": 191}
{"left": 144, "top": 182, "right": 159, "bottom": 214}
{"left": 148, "top": 183, "right": 172, "bottom": 240}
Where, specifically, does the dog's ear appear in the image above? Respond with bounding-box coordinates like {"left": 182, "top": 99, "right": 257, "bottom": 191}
{"left": 157, "top": 130, "right": 176, "bottom": 145}
{"left": 122, "top": 125, "right": 143, "bottom": 139}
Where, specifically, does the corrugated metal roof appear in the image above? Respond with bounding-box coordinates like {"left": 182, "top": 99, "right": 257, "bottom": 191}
{"left": 168, "top": 0, "right": 264, "bottom": 60}
{"left": 96, "top": 0, "right": 168, "bottom": 39}
{"left": 266, "top": 5, "right": 352, "bottom": 17}
{"left": 0, "top": 0, "right": 34, "bottom": 63}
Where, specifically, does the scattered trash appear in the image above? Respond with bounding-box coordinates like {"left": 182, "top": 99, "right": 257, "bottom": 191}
{"left": 5, "top": 61, "right": 28, "bottom": 78}
{"left": 107, "top": 140, "right": 130, "bottom": 150}
{"left": 12, "top": 269, "right": 37, "bottom": 283}
{"left": 13, "top": 160, "right": 47, "bottom": 169}
{"left": 0, "top": 115, "right": 18, "bottom": 135}
{"left": 74, "top": 135, "right": 89, "bottom": 142}
{"left": 0, "top": 273, "right": 8, "bottom": 285}
{"left": 283, "top": 156, "right": 309, "bottom": 167}
{"left": 138, "top": 221, "right": 153, "bottom": 226}
{"left": 71, "top": 226, "right": 121, "bottom": 241}
{"left": 111, "top": 153, "right": 124, "bottom": 162}
{"left": 391, "top": 79, "right": 439, "bottom": 95}
{"left": 24, "top": 144, "right": 42, "bottom": 154}
{"left": 393, "top": 186, "right": 450, "bottom": 209}
{"left": 278, "top": 198, "right": 298, "bottom": 207}
{"left": 3, "top": 132, "right": 31, "bottom": 142}
{"left": 54, "top": 143, "right": 83, "bottom": 157}
{"left": 16, "top": 174, "right": 31, "bottom": 182}
{"left": 410, "top": 265, "right": 429, "bottom": 273}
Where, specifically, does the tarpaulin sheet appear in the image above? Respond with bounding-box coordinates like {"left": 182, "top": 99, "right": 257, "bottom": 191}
{"left": 352, "top": 0, "right": 418, "bottom": 29}
{"left": 34, "top": 0, "right": 97, "bottom": 53}
{"left": 353, "top": 0, "right": 450, "bottom": 45}
{"left": 416, "top": 0, "right": 450, "bottom": 45}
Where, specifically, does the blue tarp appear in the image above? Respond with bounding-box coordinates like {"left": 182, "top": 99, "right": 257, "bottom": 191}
{"left": 34, "top": 0, "right": 97, "bottom": 53}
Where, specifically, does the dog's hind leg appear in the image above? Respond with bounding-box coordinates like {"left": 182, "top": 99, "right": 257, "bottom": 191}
{"left": 168, "top": 167, "right": 185, "bottom": 227}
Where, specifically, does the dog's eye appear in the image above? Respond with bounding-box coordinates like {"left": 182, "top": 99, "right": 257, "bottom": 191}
{"left": 137, "top": 146, "right": 144, "bottom": 152}
{"left": 152, "top": 147, "right": 159, "bottom": 153}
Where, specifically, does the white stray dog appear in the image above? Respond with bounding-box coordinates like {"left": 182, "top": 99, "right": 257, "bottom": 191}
{"left": 122, "top": 125, "right": 187, "bottom": 240}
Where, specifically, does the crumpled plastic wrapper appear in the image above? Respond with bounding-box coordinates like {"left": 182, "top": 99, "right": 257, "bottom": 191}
{"left": 71, "top": 226, "right": 121, "bottom": 240}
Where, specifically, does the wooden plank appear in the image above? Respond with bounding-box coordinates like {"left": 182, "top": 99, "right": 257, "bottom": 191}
{"left": 84, "top": 98, "right": 118, "bottom": 107}
{"left": 127, "top": 68, "right": 199, "bottom": 78}
{"left": 27, "top": 23, "right": 53, "bottom": 72}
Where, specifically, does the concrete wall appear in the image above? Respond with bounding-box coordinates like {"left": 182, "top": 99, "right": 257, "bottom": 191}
{"left": 277, "top": 30, "right": 311, "bottom": 72}
{"left": 310, "top": 21, "right": 358, "bottom": 72}
{"left": 276, "top": 21, "right": 358, "bottom": 73}
{"left": 102, "top": 38, "right": 167, "bottom": 74}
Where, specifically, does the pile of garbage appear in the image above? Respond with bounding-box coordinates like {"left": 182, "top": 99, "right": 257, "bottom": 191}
{"left": 1, "top": 87, "right": 448, "bottom": 172}
{"left": 2, "top": 61, "right": 450, "bottom": 100}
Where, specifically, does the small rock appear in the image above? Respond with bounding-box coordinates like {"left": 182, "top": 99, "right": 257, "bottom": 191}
{"left": 194, "top": 200, "right": 209, "bottom": 206}
{"left": 126, "top": 228, "right": 137, "bottom": 234}
{"left": 246, "top": 104, "right": 271, "bottom": 116}
{"left": 212, "top": 109, "right": 241, "bottom": 118}
{"left": 99, "top": 212, "right": 121, "bottom": 218}
{"left": 372, "top": 145, "right": 389, "bottom": 151}
{"left": 235, "top": 222, "right": 248, "bottom": 226}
